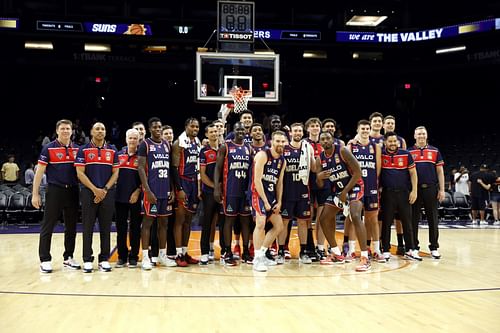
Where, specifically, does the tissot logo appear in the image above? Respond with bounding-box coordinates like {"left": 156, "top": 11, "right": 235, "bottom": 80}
{"left": 92, "top": 24, "right": 117, "bottom": 33}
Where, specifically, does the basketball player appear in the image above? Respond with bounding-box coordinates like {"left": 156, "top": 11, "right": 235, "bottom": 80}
{"left": 316, "top": 131, "right": 371, "bottom": 272}
{"left": 305, "top": 117, "right": 328, "bottom": 260}
{"left": 348, "top": 120, "right": 385, "bottom": 262}
{"left": 137, "top": 117, "right": 176, "bottom": 270}
{"left": 252, "top": 131, "right": 287, "bottom": 272}
{"left": 321, "top": 118, "right": 345, "bottom": 147}
{"left": 162, "top": 124, "right": 177, "bottom": 260}
{"left": 280, "top": 123, "right": 315, "bottom": 264}
{"left": 369, "top": 112, "right": 384, "bottom": 145}
{"left": 75, "top": 122, "right": 119, "bottom": 273}
{"left": 214, "top": 122, "right": 253, "bottom": 266}
{"left": 172, "top": 118, "right": 201, "bottom": 266}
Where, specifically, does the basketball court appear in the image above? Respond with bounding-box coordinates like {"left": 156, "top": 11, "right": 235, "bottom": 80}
{"left": 0, "top": 227, "right": 499, "bottom": 333}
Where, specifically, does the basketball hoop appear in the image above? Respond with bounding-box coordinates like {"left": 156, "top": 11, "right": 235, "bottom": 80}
{"left": 229, "top": 87, "right": 252, "bottom": 113}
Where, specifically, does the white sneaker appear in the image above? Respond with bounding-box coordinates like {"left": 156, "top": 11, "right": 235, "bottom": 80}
{"left": 98, "top": 261, "right": 112, "bottom": 272}
{"left": 253, "top": 256, "right": 268, "bottom": 272}
{"left": 83, "top": 262, "right": 93, "bottom": 273}
{"left": 479, "top": 220, "right": 488, "bottom": 226}
{"left": 264, "top": 257, "right": 277, "bottom": 266}
{"left": 383, "top": 252, "right": 391, "bottom": 261}
{"left": 299, "top": 253, "right": 312, "bottom": 264}
{"left": 276, "top": 254, "right": 285, "bottom": 265}
{"left": 494, "top": 221, "right": 500, "bottom": 226}
{"left": 208, "top": 250, "right": 215, "bottom": 261}
{"left": 63, "top": 257, "right": 81, "bottom": 270}
{"left": 40, "top": 261, "right": 53, "bottom": 273}
{"left": 431, "top": 250, "right": 441, "bottom": 259}
{"left": 158, "top": 254, "right": 177, "bottom": 267}
{"left": 142, "top": 257, "right": 153, "bottom": 270}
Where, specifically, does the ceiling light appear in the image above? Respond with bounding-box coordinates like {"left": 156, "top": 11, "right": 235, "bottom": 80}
{"left": 346, "top": 15, "right": 388, "bottom": 27}
{"left": 303, "top": 51, "right": 327, "bottom": 59}
{"left": 435, "top": 46, "right": 466, "bottom": 54}
{"left": 143, "top": 45, "right": 167, "bottom": 53}
{"left": 84, "top": 43, "right": 111, "bottom": 52}
{"left": 25, "top": 41, "right": 53, "bottom": 50}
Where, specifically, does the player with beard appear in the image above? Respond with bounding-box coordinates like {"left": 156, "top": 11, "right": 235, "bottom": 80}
{"left": 252, "top": 131, "right": 287, "bottom": 272}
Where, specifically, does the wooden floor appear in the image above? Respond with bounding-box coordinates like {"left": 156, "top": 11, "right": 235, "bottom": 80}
{"left": 1, "top": 227, "right": 499, "bottom": 333}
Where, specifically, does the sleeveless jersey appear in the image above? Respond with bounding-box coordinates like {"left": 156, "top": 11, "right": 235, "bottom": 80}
{"left": 252, "top": 149, "right": 285, "bottom": 204}
{"left": 306, "top": 137, "right": 324, "bottom": 191}
{"left": 138, "top": 138, "right": 171, "bottom": 199}
{"left": 283, "top": 144, "right": 309, "bottom": 201}
{"left": 179, "top": 139, "right": 200, "bottom": 179}
{"left": 320, "top": 145, "right": 360, "bottom": 193}
{"left": 223, "top": 141, "right": 252, "bottom": 198}
{"left": 369, "top": 134, "right": 384, "bottom": 146}
{"left": 350, "top": 141, "right": 378, "bottom": 194}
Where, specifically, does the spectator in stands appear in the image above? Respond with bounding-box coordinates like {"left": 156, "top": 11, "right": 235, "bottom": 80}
{"left": 449, "top": 167, "right": 458, "bottom": 192}
{"left": 490, "top": 170, "right": 500, "bottom": 225}
{"left": 454, "top": 166, "right": 470, "bottom": 196}
{"left": 469, "top": 164, "right": 496, "bottom": 225}
{"left": 25, "top": 162, "right": 35, "bottom": 185}
{"left": 1, "top": 154, "right": 20, "bottom": 185}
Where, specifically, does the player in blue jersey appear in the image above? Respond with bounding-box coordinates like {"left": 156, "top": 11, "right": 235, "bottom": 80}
{"left": 214, "top": 122, "right": 253, "bottom": 266}
{"left": 348, "top": 120, "right": 384, "bottom": 262}
{"left": 137, "top": 117, "right": 176, "bottom": 270}
{"left": 34, "top": 119, "right": 81, "bottom": 273}
{"left": 322, "top": 118, "right": 346, "bottom": 147}
{"left": 316, "top": 131, "right": 371, "bottom": 272}
{"left": 305, "top": 117, "right": 327, "bottom": 260}
{"left": 114, "top": 128, "right": 142, "bottom": 268}
{"left": 369, "top": 112, "right": 384, "bottom": 146}
{"left": 172, "top": 118, "right": 201, "bottom": 266}
{"left": 280, "top": 123, "right": 315, "bottom": 264}
{"left": 75, "top": 122, "right": 119, "bottom": 273}
{"left": 252, "top": 131, "right": 287, "bottom": 272}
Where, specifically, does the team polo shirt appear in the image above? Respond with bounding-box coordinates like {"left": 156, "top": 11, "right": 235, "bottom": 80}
{"left": 199, "top": 145, "right": 218, "bottom": 193}
{"left": 115, "top": 147, "right": 140, "bottom": 203}
{"left": 380, "top": 148, "right": 415, "bottom": 190}
{"left": 75, "top": 142, "right": 118, "bottom": 188}
{"left": 409, "top": 144, "right": 444, "bottom": 185}
{"left": 38, "top": 140, "right": 79, "bottom": 187}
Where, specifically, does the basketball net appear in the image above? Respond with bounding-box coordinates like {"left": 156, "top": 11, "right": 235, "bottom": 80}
{"left": 229, "top": 87, "right": 252, "bottom": 113}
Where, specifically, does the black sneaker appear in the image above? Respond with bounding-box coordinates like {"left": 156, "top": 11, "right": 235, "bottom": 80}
{"left": 242, "top": 253, "right": 254, "bottom": 264}
{"left": 316, "top": 248, "right": 327, "bottom": 260}
{"left": 265, "top": 249, "right": 275, "bottom": 260}
{"left": 115, "top": 259, "right": 127, "bottom": 268}
{"left": 128, "top": 259, "right": 138, "bottom": 268}
{"left": 224, "top": 254, "right": 238, "bottom": 266}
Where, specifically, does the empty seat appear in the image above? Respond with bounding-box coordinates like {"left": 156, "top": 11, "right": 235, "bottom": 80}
{"left": 453, "top": 192, "right": 472, "bottom": 220}
{"left": 439, "top": 192, "right": 457, "bottom": 220}
{"left": 5, "top": 192, "right": 26, "bottom": 224}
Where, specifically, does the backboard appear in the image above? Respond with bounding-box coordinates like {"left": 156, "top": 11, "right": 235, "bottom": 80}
{"left": 195, "top": 52, "right": 280, "bottom": 103}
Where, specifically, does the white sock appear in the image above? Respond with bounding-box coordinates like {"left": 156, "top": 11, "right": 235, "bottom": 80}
{"left": 373, "top": 241, "right": 380, "bottom": 253}
{"left": 142, "top": 250, "right": 149, "bottom": 261}
{"left": 159, "top": 249, "right": 166, "bottom": 257}
{"left": 182, "top": 246, "right": 188, "bottom": 255}
{"left": 234, "top": 240, "right": 240, "bottom": 245}
{"left": 176, "top": 247, "right": 182, "bottom": 256}
{"left": 332, "top": 246, "right": 341, "bottom": 256}
{"left": 361, "top": 250, "right": 368, "bottom": 258}
{"left": 349, "top": 240, "right": 356, "bottom": 254}
{"left": 317, "top": 244, "right": 324, "bottom": 251}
